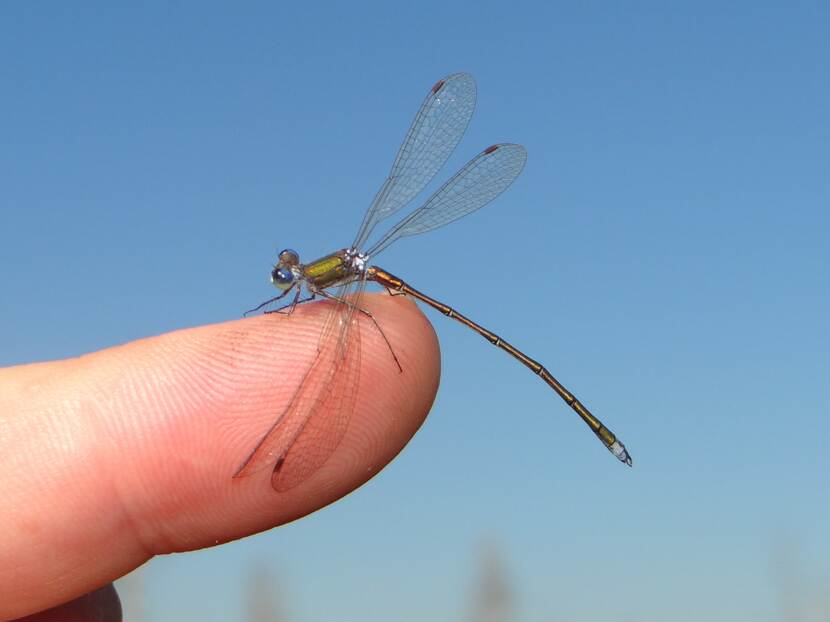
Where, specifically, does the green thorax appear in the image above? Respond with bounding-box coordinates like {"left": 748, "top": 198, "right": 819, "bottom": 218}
{"left": 302, "top": 250, "right": 352, "bottom": 289}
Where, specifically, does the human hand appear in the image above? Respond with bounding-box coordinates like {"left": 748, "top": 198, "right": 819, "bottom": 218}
{"left": 0, "top": 294, "right": 439, "bottom": 620}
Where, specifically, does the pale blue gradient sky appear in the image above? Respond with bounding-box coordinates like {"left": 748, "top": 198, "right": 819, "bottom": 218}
{"left": 2, "top": 2, "right": 829, "bottom": 620}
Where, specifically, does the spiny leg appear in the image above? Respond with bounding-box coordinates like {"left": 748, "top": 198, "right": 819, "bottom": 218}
{"left": 265, "top": 292, "right": 316, "bottom": 315}
{"left": 317, "top": 290, "right": 403, "bottom": 373}
{"left": 244, "top": 285, "right": 295, "bottom": 316}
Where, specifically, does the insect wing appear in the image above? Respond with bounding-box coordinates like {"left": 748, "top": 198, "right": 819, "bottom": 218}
{"left": 234, "top": 282, "right": 363, "bottom": 492}
{"left": 352, "top": 73, "right": 477, "bottom": 250}
{"left": 367, "top": 144, "right": 527, "bottom": 256}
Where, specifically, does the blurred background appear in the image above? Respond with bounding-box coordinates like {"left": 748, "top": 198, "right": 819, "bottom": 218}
{"left": 2, "top": 2, "right": 829, "bottom": 620}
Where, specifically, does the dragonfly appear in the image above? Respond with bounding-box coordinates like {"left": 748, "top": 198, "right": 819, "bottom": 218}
{"left": 236, "top": 73, "right": 632, "bottom": 492}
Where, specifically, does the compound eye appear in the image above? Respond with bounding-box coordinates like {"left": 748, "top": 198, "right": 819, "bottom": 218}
{"left": 278, "top": 249, "right": 300, "bottom": 266}
{"left": 271, "top": 267, "right": 295, "bottom": 290}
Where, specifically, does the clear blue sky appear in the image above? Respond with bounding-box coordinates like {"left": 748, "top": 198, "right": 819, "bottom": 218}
{"left": 2, "top": 2, "right": 829, "bottom": 620}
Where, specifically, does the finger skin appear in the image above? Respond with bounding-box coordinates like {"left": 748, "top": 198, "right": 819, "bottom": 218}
{"left": 0, "top": 294, "right": 439, "bottom": 619}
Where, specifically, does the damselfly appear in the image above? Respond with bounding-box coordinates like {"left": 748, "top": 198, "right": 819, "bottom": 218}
{"left": 236, "top": 73, "right": 632, "bottom": 492}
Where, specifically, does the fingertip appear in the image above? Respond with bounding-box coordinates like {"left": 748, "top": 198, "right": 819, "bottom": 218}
{"left": 106, "top": 292, "right": 440, "bottom": 524}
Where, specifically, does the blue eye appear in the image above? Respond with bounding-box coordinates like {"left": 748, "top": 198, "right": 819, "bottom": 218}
{"left": 271, "top": 267, "right": 294, "bottom": 290}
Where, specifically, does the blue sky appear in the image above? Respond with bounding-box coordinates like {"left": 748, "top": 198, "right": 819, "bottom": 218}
{"left": 2, "top": 2, "right": 829, "bottom": 620}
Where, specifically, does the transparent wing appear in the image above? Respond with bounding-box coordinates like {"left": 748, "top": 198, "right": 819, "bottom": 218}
{"left": 352, "top": 73, "right": 477, "bottom": 250}
{"left": 366, "top": 144, "right": 527, "bottom": 257}
{"left": 234, "top": 280, "right": 365, "bottom": 492}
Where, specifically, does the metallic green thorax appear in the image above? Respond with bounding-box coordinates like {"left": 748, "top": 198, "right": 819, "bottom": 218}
{"left": 302, "top": 251, "right": 351, "bottom": 289}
